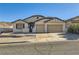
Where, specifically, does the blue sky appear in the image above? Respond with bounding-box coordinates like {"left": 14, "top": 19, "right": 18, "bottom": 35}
{"left": 0, "top": 3, "right": 79, "bottom": 22}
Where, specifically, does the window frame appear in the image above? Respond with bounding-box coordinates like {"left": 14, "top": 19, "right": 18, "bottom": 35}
{"left": 16, "top": 23, "right": 25, "bottom": 29}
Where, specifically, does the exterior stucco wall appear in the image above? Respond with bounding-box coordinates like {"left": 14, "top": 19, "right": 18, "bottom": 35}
{"left": 65, "top": 22, "right": 72, "bottom": 32}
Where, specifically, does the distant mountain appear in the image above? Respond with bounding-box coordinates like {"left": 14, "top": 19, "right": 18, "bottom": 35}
{"left": 0, "top": 22, "right": 12, "bottom": 28}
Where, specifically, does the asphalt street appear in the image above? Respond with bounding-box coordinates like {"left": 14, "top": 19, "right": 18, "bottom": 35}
{"left": 0, "top": 41, "right": 79, "bottom": 55}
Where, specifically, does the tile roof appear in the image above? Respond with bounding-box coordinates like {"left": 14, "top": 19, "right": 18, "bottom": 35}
{"left": 13, "top": 15, "right": 79, "bottom": 23}
{"left": 34, "top": 17, "right": 64, "bottom": 23}
{"left": 23, "top": 15, "right": 45, "bottom": 23}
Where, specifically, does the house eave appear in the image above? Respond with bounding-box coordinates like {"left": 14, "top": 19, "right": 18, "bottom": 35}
{"left": 12, "top": 19, "right": 28, "bottom": 23}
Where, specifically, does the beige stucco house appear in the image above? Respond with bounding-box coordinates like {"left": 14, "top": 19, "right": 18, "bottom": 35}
{"left": 12, "top": 15, "right": 79, "bottom": 33}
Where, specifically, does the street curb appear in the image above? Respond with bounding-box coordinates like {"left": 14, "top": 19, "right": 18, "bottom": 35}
{"left": 0, "top": 41, "right": 29, "bottom": 44}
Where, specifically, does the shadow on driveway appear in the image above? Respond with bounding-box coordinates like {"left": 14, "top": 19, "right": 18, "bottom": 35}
{"left": 58, "top": 33, "right": 79, "bottom": 40}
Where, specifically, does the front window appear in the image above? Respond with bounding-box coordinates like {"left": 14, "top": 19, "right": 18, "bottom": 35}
{"left": 16, "top": 23, "right": 25, "bottom": 29}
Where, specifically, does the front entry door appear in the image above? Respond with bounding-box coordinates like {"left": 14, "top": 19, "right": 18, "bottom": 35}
{"left": 29, "top": 26, "right": 32, "bottom": 32}
{"left": 28, "top": 22, "right": 34, "bottom": 33}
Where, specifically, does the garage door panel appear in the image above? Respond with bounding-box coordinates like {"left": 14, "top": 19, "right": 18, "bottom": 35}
{"left": 36, "top": 24, "right": 45, "bottom": 33}
{"left": 47, "top": 24, "right": 63, "bottom": 33}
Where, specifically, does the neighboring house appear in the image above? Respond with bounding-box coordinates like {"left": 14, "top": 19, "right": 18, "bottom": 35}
{"left": 12, "top": 15, "right": 79, "bottom": 33}
{"left": 65, "top": 16, "right": 79, "bottom": 31}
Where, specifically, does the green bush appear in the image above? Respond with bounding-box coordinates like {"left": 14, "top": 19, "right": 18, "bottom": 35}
{"left": 67, "top": 24, "right": 79, "bottom": 34}
{"left": 67, "top": 25, "right": 73, "bottom": 33}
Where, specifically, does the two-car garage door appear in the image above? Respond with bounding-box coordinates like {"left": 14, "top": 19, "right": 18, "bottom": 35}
{"left": 36, "top": 24, "right": 63, "bottom": 33}
{"left": 47, "top": 24, "right": 63, "bottom": 33}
